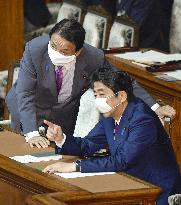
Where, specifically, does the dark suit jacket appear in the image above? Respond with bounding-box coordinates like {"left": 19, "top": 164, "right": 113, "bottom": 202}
{"left": 24, "top": 0, "right": 51, "bottom": 27}
{"left": 116, "top": 0, "right": 173, "bottom": 52}
{"left": 57, "top": 98, "right": 181, "bottom": 205}
{"left": 6, "top": 35, "right": 155, "bottom": 135}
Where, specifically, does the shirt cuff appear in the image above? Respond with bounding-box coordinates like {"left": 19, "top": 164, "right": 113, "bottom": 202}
{"left": 55, "top": 134, "right": 66, "bottom": 148}
{"left": 24, "top": 131, "right": 40, "bottom": 143}
{"left": 151, "top": 103, "right": 160, "bottom": 111}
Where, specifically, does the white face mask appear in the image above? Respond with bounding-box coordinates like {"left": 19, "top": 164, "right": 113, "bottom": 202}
{"left": 48, "top": 42, "right": 76, "bottom": 66}
{"left": 95, "top": 98, "right": 112, "bottom": 113}
{"left": 95, "top": 92, "right": 121, "bottom": 113}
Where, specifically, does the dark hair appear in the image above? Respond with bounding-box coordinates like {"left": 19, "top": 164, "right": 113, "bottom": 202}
{"left": 91, "top": 66, "right": 135, "bottom": 102}
{"left": 49, "top": 18, "right": 85, "bottom": 51}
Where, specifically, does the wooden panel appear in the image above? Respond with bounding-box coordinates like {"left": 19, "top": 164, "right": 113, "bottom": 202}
{"left": 0, "top": 131, "right": 160, "bottom": 205}
{"left": 0, "top": 179, "right": 30, "bottom": 205}
{"left": 26, "top": 189, "right": 158, "bottom": 205}
{"left": 106, "top": 54, "right": 181, "bottom": 170}
{"left": 0, "top": 0, "right": 24, "bottom": 71}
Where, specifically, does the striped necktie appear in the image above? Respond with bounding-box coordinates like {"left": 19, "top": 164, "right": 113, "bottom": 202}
{"left": 55, "top": 66, "right": 63, "bottom": 94}
{"left": 114, "top": 122, "right": 119, "bottom": 140}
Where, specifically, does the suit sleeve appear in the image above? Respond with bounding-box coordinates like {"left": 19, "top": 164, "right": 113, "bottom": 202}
{"left": 132, "top": 79, "right": 156, "bottom": 107}
{"left": 80, "top": 114, "right": 157, "bottom": 173}
{"left": 15, "top": 42, "right": 38, "bottom": 133}
{"left": 56, "top": 120, "right": 108, "bottom": 157}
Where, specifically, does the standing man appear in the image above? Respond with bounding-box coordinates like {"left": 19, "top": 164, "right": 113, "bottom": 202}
{"left": 43, "top": 67, "right": 181, "bottom": 205}
{"left": 6, "top": 19, "right": 175, "bottom": 148}
{"left": 116, "top": 0, "right": 173, "bottom": 52}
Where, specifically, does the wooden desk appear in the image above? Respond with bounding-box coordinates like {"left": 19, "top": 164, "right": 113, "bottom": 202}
{"left": 0, "top": 130, "right": 160, "bottom": 205}
{"left": 106, "top": 54, "right": 181, "bottom": 170}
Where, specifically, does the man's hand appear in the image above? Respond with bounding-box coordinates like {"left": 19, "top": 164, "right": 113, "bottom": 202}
{"left": 43, "top": 162, "right": 76, "bottom": 173}
{"left": 43, "top": 120, "right": 64, "bottom": 143}
{"left": 155, "top": 105, "right": 176, "bottom": 120}
{"left": 28, "top": 136, "right": 50, "bottom": 148}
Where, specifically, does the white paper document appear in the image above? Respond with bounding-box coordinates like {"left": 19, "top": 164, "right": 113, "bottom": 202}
{"left": 10, "top": 154, "right": 62, "bottom": 163}
{"left": 114, "top": 50, "right": 181, "bottom": 65}
{"left": 55, "top": 172, "right": 115, "bottom": 179}
{"left": 132, "top": 61, "right": 148, "bottom": 67}
{"left": 164, "top": 70, "right": 181, "bottom": 80}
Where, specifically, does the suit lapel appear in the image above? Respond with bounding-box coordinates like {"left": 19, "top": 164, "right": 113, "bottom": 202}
{"left": 104, "top": 118, "right": 115, "bottom": 153}
{"left": 71, "top": 48, "right": 89, "bottom": 99}
{"left": 41, "top": 51, "right": 57, "bottom": 101}
{"left": 40, "top": 46, "right": 90, "bottom": 102}
{"left": 112, "top": 101, "right": 136, "bottom": 155}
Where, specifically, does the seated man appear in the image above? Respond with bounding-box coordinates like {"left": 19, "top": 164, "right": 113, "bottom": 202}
{"left": 43, "top": 67, "right": 181, "bottom": 205}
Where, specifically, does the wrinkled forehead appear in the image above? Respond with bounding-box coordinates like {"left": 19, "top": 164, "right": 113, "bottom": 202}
{"left": 50, "top": 33, "right": 76, "bottom": 52}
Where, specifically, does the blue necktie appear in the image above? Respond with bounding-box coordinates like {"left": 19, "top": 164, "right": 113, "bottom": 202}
{"left": 55, "top": 66, "right": 63, "bottom": 94}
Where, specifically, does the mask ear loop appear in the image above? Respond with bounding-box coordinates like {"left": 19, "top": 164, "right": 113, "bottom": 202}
{"left": 107, "top": 91, "right": 120, "bottom": 100}
{"left": 111, "top": 102, "right": 122, "bottom": 110}
{"left": 107, "top": 92, "right": 122, "bottom": 110}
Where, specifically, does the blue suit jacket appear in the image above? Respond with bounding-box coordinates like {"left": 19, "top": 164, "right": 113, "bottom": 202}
{"left": 57, "top": 98, "right": 181, "bottom": 205}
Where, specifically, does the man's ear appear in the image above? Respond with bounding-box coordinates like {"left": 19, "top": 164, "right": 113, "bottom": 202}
{"left": 118, "top": 91, "right": 127, "bottom": 103}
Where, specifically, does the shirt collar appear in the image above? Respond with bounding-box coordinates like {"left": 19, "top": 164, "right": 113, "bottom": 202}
{"left": 115, "top": 116, "right": 122, "bottom": 125}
